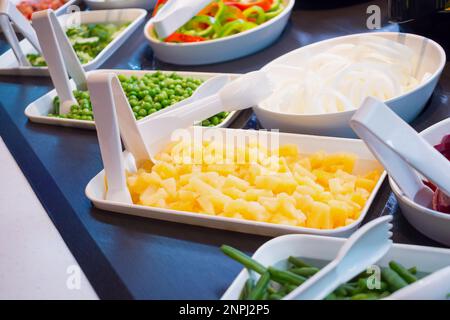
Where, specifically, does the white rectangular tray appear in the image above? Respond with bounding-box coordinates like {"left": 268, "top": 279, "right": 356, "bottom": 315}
{"left": 85, "top": 128, "right": 386, "bottom": 238}
{"left": 24, "top": 69, "right": 241, "bottom": 129}
{"left": 0, "top": 8, "right": 146, "bottom": 76}
{"left": 221, "top": 234, "right": 450, "bottom": 300}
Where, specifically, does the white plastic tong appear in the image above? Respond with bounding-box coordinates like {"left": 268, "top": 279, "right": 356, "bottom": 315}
{"left": 87, "top": 71, "right": 273, "bottom": 203}
{"left": 0, "top": 0, "right": 41, "bottom": 66}
{"left": 150, "top": 0, "right": 212, "bottom": 38}
{"left": 32, "top": 9, "right": 87, "bottom": 115}
{"left": 350, "top": 97, "right": 450, "bottom": 208}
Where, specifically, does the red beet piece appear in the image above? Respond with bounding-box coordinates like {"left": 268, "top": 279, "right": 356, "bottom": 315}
{"left": 432, "top": 188, "right": 450, "bottom": 214}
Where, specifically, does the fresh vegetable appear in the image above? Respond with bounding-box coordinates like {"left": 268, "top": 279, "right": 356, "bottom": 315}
{"left": 221, "top": 245, "right": 425, "bottom": 300}
{"left": 248, "top": 271, "right": 271, "bottom": 300}
{"left": 261, "top": 35, "right": 431, "bottom": 115}
{"left": 150, "top": 0, "right": 285, "bottom": 43}
{"left": 49, "top": 72, "right": 230, "bottom": 125}
{"left": 17, "top": 0, "right": 66, "bottom": 20}
{"left": 381, "top": 267, "right": 408, "bottom": 292}
{"left": 425, "top": 134, "right": 450, "bottom": 214}
{"left": 388, "top": 261, "right": 417, "bottom": 284}
{"left": 27, "top": 23, "right": 130, "bottom": 66}
{"left": 126, "top": 142, "right": 382, "bottom": 229}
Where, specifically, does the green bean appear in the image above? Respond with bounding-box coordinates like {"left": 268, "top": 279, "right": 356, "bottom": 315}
{"left": 408, "top": 266, "right": 417, "bottom": 275}
{"left": 220, "top": 245, "right": 266, "bottom": 275}
{"left": 290, "top": 267, "right": 319, "bottom": 277}
{"left": 288, "top": 256, "right": 312, "bottom": 268}
{"left": 381, "top": 267, "right": 408, "bottom": 292}
{"left": 351, "top": 293, "right": 379, "bottom": 300}
{"left": 268, "top": 293, "right": 283, "bottom": 300}
{"left": 325, "top": 293, "right": 337, "bottom": 300}
{"left": 248, "top": 272, "right": 271, "bottom": 300}
{"left": 267, "top": 286, "right": 277, "bottom": 295}
{"left": 379, "top": 291, "right": 392, "bottom": 299}
{"left": 268, "top": 267, "right": 306, "bottom": 286}
{"left": 239, "top": 278, "right": 254, "bottom": 300}
{"left": 389, "top": 261, "right": 417, "bottom": 284}
{"left": 334, "top": 285, "right": 348, "bottom": 297}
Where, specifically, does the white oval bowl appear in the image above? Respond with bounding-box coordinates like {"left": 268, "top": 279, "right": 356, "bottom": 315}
{"left": 254, "top": 32, "right": 447, "bottom": 138}
{"left": 85, "top": 0, "right": 155, "bottom": 10}
{"left": 143, "top": 0, "right": 295, "bottom": 65}
{"left": 389, "top": 118, "right": 450, "bottom": 246}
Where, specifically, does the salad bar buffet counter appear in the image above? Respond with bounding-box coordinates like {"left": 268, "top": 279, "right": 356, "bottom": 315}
{"left": 0, "top": 0, "right": 450, "bottom": 300}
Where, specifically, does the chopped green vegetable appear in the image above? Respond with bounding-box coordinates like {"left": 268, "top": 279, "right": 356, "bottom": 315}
{"left": 28, "top": 23, "right": 129, "bottom": 66}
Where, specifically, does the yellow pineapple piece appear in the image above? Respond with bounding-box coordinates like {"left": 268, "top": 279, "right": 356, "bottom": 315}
{"left": 153, "top": 162, "right": 177, "bottom": 179}
{"left": 223, "top": 174, "right": 250, "bottom": 191}
{"left": 278, "top": 144, "right": 300, "bottom": 157}
{"left": 293, "top": 192, "right": 315, "bottom": 212}
{"left": 244, "top": 189, "right": 273, "bottom": 201}
{"left": 328, "top": 200, "right": 351, "bottom": 228}
{"left": 322, "top": 153, "right": 357, "bottom": 173}
{"left": 161, "top": 178, "right": 177, "bottom": 198}
{"left": 223, "top": 187, "right": 246, "bottom": 200}
{"left": 307, "top": 201, "right": 332, "bottom": 229}
{"left": 197, "top": 195, "right": 215, "bottom": 215}
{"left": 140, "top": 187, "right": 168, "bottom": 207}
{"left": 355, "top": 177, "right": 377, "bottom": 192}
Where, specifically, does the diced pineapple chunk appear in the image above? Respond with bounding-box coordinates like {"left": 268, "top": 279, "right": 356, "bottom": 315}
{"left": 126, "top": 138, "right": 381, "bottom": 231}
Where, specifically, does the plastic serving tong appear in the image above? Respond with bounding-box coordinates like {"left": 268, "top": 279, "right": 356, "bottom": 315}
{"left": 350, "top": 97, "right": 450, "bottom": 208}
{"left": 0, "top": 0, "right": 41, "bottom": 66}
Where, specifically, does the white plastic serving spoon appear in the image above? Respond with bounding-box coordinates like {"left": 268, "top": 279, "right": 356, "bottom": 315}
{"left": 150, "top": 0, "right": 212, "bottom": 39}
{"left": 386, "top": 266, "right": 450, "bottom": 300}
{"left": 350, "top": 97, "right": 450, "bottom": 208}
{"left": 32, "top": 9, "right": 87, "bottom": 115}
{"left": 284, "top": 216, "right": 393, "bottom": 300}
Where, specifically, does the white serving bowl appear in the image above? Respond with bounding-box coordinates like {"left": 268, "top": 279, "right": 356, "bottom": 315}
{"left": 143, "top": 0, "right": 295, "bottom": 65}
{"left": 254, "top": 32, "right": 446, "bottom": 138}
{"left": 390, "top": 118, "right": 450, "bottom": 246}
{"left": 85, "top": 0, "right": 155, "bottom": 10}
{"left": 221, "top": 234, "right": 450, "bottom": 300}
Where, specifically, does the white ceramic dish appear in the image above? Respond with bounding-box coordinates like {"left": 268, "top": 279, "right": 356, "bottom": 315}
{"left": 85, "top": 0, "right": 155, "bottom": 10}
{"left": 143, "top": 0, "right": 295, "bottom": 65}
{"left": 25, "top": 69, "right": 241, "bottom": 129}
{"left": 86, "top": 129, "right": 385, "bottom": 237}
{"left": 254, "top": 32, "right": 447, "bottom": 138}
{"left": 221, "top": 234, "right": 450, "bottom": 300}
{"left": 0, "top": 8, "right": 146, "bottom": 76}
{"left": 390, "top": 118, "right": 450, "bottom": 246}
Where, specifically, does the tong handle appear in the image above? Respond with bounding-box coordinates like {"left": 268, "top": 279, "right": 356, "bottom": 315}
{"left": 350, "top": 97, "right": 450, "bottom": 198}
{"left": 88, "top": 72, "right": 133, "bottom": 204}
{"left": 32, "top": 9, "right": 87, "bottom": 114}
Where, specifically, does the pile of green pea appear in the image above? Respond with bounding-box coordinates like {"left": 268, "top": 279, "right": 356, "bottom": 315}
{"left": 48, "top": 72, "right": 230, "bottom": 125}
